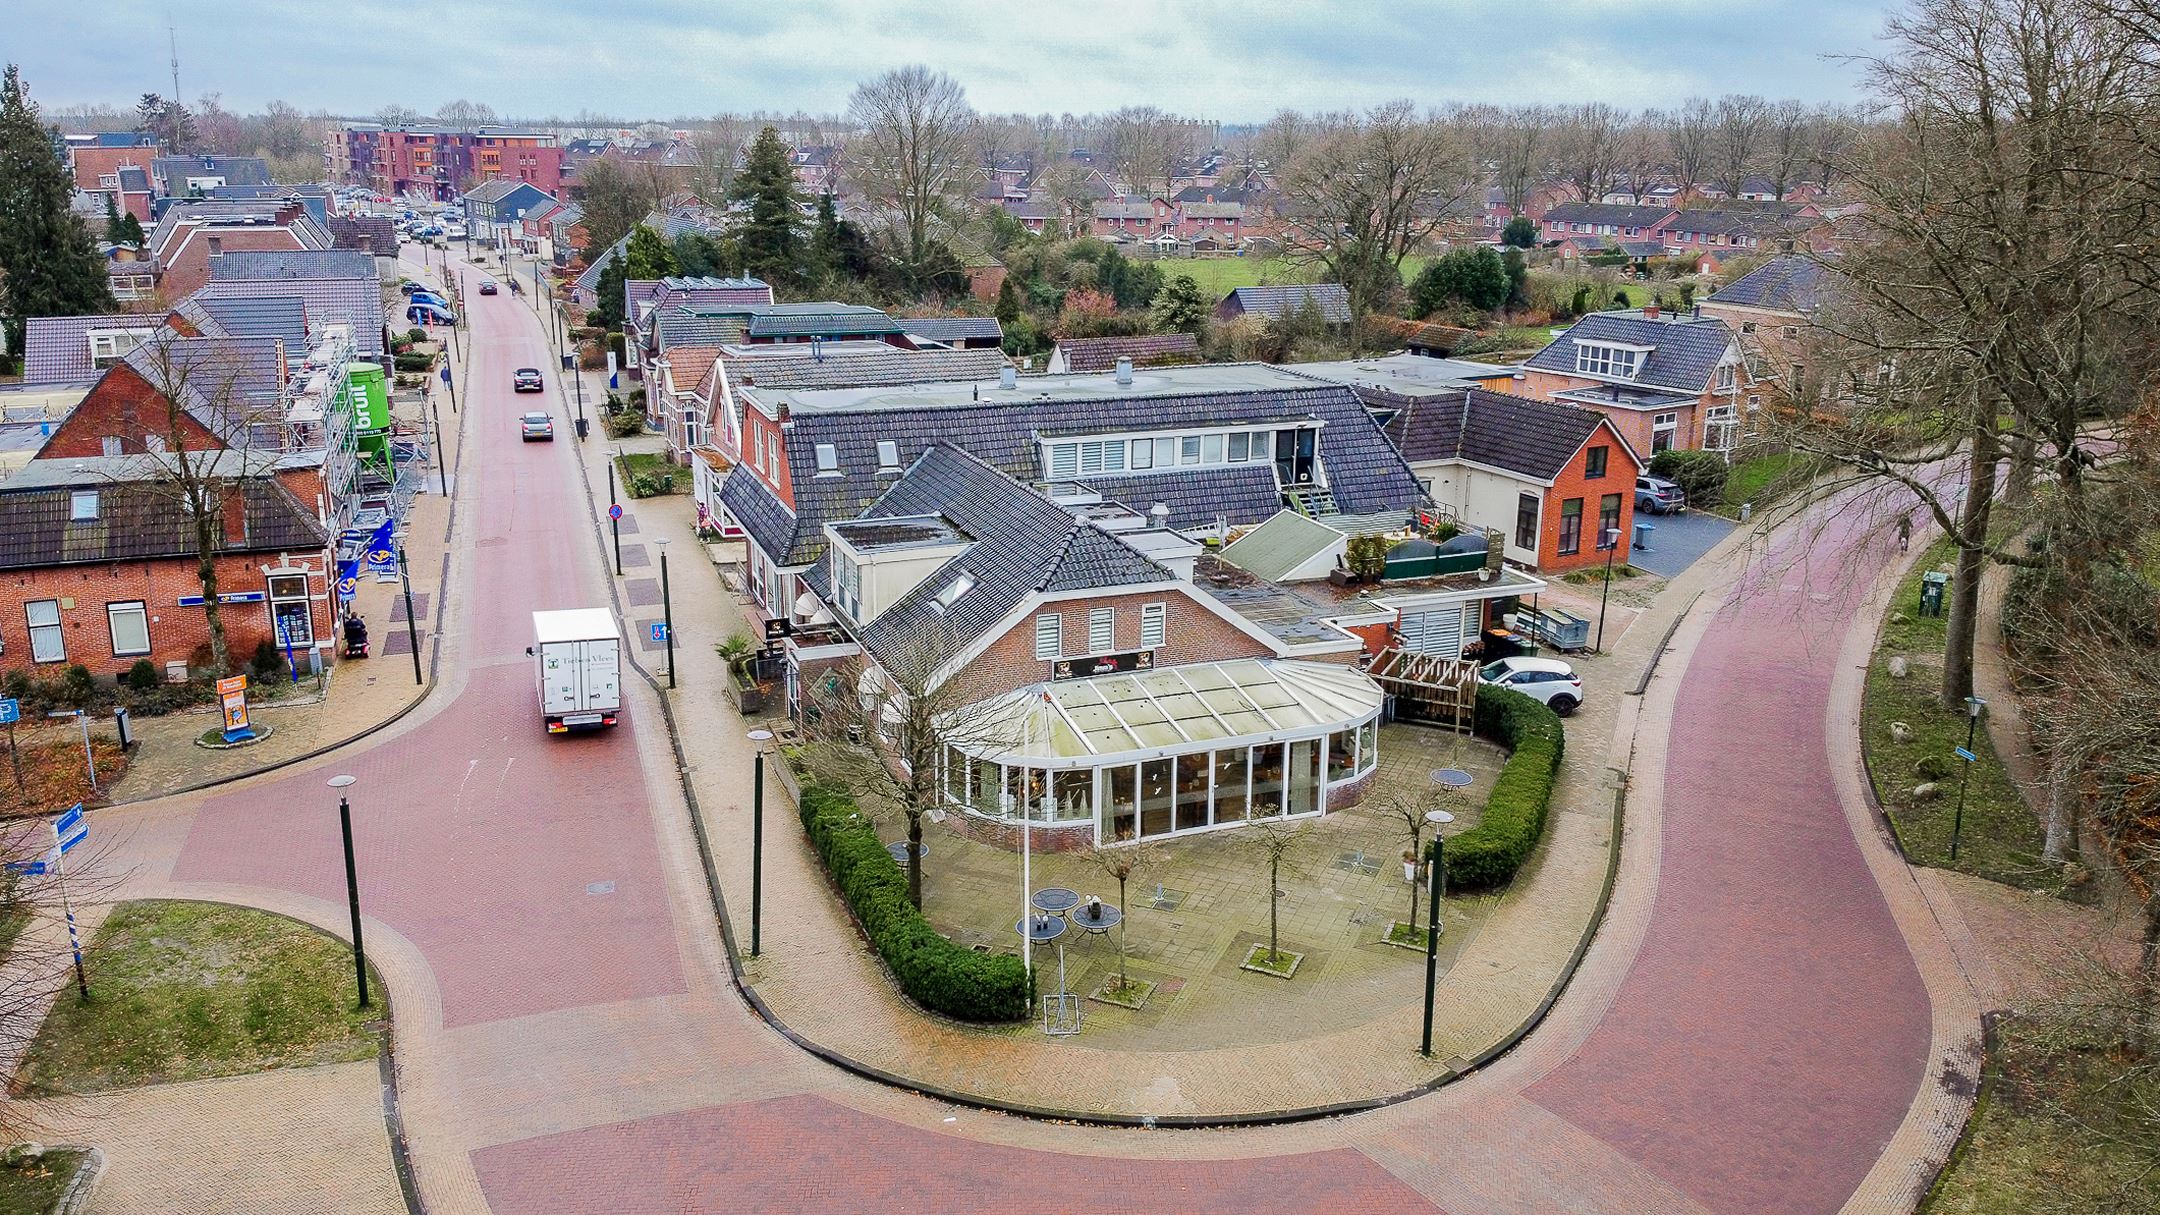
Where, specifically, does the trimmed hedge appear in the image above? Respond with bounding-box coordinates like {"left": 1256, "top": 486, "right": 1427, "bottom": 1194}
{"left": 1432, "top": 684, "right": 1566, "bottom": 889}
{"left": 797, "top": 783, "right": 1033, "bottom": 1022}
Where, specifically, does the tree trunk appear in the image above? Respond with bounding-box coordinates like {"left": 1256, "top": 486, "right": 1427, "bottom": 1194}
{"left": 1115, "top": 873, "right": 1129, "bottom": 991}
{"left": 1268, "top": 856, "right": 1280, "bottom": 962}
{"left": 2003, "top": 433, "right": 2035, "bottom": 508}
{"left": 194, "top": 509, "right": 231, "bottom": 674}
{"left": 905, "top": 807, "right": 923, "bottom": 910}
{"left": 1940, "top": 429, "right": 1998, "bottom": 710}
{"left": 1407, "top": 826, "right": 1422, "bottom": 932}
{"left": 2040, "top": 730, "right": 2080, "bottom": 864}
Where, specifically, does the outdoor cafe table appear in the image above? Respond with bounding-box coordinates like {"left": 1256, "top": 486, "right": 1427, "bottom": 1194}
{"left": 1030, "top": 887, "right": 1081, "bottom": 919}
{"left": 1071, "top": 901, "right": 1122, "bottom": 938}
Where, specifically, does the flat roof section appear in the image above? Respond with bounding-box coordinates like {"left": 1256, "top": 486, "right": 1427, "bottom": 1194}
{"left": 767, "top": 363, "right": 1329, "bottom": 416}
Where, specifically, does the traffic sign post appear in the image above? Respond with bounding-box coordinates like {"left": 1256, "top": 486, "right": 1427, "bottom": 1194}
{"left": 2, "top": 805, "right": 94, "bottom": 1000}
{"left": 0, "top": 698, "right": 21, "bottom": 795}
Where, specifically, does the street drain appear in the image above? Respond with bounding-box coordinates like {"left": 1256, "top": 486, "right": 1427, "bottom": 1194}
{"left": 587, "top": 880, "right": 616, "bottom": 895}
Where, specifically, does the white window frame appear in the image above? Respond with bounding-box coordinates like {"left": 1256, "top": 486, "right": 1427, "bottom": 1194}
{"left": 1714, "top": 363, "right": 1737, "bottom": 392}
{"left": 1034, "top": 613, "right": 1061, "bottom": 660}
{"left": 268, "top": 574, "right": 314, "bottom": 647}
{"left": 1140, "top": 602, "right": 1166, "bottom": 649}
{"left": 69, "top": 490, "right": 99, "bottom": 521}
{"left": 1573, "top": 341, "right": 1646, "bottom": 379}
{"left": 1129, "top": 438, "right": 1153, "bottom": 469}
{"left": 87, "top": 328, "right": 152, "bottom": 367}
{"left": 1088, "top": 607, "right": 1115, "bottom": 653}
{"left": 876, "top": 440, "right": 900, "bottom": 472}
{"left": 107, "top": 600, "right": 150, "bottom": 657}
{"left": 813, "top": 443, "right": 839, "bottom": 475}
{"left": 26, "top": 599, "right": 65, "bottom": 664}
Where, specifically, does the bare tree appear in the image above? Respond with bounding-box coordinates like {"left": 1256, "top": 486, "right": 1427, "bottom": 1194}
{"left": 1034, "top": 160, "right": 1097, "bottom": 239}
{"left": 1480, "top": 103, "right": 1555, "bottom": 215}
{"left": 1665, "top": 97, "right": 1716, "bottom": 199}
{"left": 1554, "top": 102, "right": 1627, "bottom": 205}
{"left": 1254, "top": 107, "right": 1310, "bottom": 174}
{"left": 1101, "top": 106, "right": 1190, "bottom": 196}
{"left": 1709, "top": 94, "right": 1771, "bottom": 196}
{"left": 376, "top": 103, "right": 420, "bottom": 127}
{"left": 847, "top": 67, "right": 978, "bottom": 274}
{"left": 1246, "top": 818, "right": 1310, "bottom": 970}
{"left": 1080, "top": 835, "right": 1161, "bottom": 997}
{"left": 1612, "top": 111, "right": 1670, "bottom": 204}
{"left": 435, "top": 99, "right": 498, "bottom": 128}
{"left": 1760, "top": 99, "right": 1812, "bottom": 199}
{"left": 1806, "top": 103, "right": 1860, "bottom": 196}
{"left": 1278, "top": 100, "right": 1480, "bottom": 335}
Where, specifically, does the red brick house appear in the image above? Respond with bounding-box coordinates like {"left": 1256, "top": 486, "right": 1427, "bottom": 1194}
{"left": 144, "top": 200, "right": 334, "bottom": 298}
{"left": 1512, "top": 305, "right": 1756, "bottom": 458}
{"left": 0, "top": 471, "right": 332, "bottom": 681}
{"left": 71, "top": 145, "right": 160, "bottom": 222}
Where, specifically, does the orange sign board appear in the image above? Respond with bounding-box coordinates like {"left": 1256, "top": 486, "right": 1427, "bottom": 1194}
{"left": 217, "top": 675, "right": 250, "bottom": 736}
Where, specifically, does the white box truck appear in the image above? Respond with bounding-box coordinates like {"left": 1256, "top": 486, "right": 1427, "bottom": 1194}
{"left": 530, "top": 609, "right": 623, "bottom": 733}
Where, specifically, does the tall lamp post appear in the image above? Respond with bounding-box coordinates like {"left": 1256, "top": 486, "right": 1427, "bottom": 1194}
{"left": 327, "top": 774, "right": 370, "bottom": 1009}
{"left": 747, "top": 728, "right": 774, "bottom": 958}
{"left": 1949, "top": 696, "right": 1986, "bottom": 861}
{"left": 1593, "top": 526, "right": 1623, "bottom": 654}
{"left": 654, "top": 535, "right": 676, "bottom": 689}
{"left": 1421, "top": 776, "right": 1464, "bottom": 1058}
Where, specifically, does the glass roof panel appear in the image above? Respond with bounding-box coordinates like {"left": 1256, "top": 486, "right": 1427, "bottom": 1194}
{"left": 1265, "top": 703, "right": 1318, "bottom": 728}
{"left": 1216, "top": 708, "right": 1273, "bottom": 735}
{"left": 1063, "top": 702, "right": 1125, "bottom": 732}
{"left": 1130, "top": 720, "right": 1185, "bottom": 748}
{"left": 1155, "top": 692, "right": 1213, "bottom": 722}
{"left": 1084, "top": 724, "right": 1138, "bottom": 752}
{"left": 1241, "top": 683, "right": 1301, "bottom": 711}
{"left": 1177, "top": 715, "right": 1232, "bottom": 742}
{"left": 1048, "top": 716, "right": 1089, "bottom": 758}
{"left": 1177, "top": 665, "right": 1234, "bottom": 691}
{"left": 1135, "top": 670, "right": 1190, "bottom": 697}
{"left": 1199, "top": 687, "right": 1259, "bottom": 714}
{"left": 1222, "top": 661, "right": 1274, "bottom": 687}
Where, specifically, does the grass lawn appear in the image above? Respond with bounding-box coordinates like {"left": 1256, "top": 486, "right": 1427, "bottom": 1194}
{"left": 1712, "top": 451, "right": 1808, "bottom": 519}
{"left": 1860, "top": 542, "right": 2051, "bottom": 890}
{"left": 1924, "top": 1014, "right": 2159, "bottom": 1214}
{"left": 18, "top": 900, "right": 385, "bottom": 1094}
{"left": 0, "top": 1148, "right": 87, "bottom": 1213}
{"left": 1150, "top": 255, "right": 1431, "bottom": 300}
{"left": 614, "top": 451, "right": 686, "bottom": 497}
{"left": 0, "top": 904, "right": 26, "bottom": 964}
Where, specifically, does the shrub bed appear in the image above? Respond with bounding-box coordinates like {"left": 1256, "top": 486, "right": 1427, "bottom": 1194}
{"left": 1433, "top": 684, "right": 1566, "bottom": 889}
{"left": 796, "top": 783, "right": 1031, "bottom": 1022}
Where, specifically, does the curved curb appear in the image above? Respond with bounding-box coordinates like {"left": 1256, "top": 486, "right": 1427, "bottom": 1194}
{"left": 564, "top": 400, "right": 1689, "bottom": 1127}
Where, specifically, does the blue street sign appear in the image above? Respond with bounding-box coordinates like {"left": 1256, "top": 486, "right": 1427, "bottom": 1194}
{"left": 0, "top": 698, "right": 17, "bottom": 725}
{"left": 5, "top": 854, "right": 53, "bottom": 877}
{"left": 609, "top": 373, "right": 619, "bottom": 390}
{"left": 55, "top": 804, "right": 86, "bottom": 855}
{"left": 608, "top": 503, "right": 624, "bottom": 521}
{"left": 1954, "top": 747, "right": 1978, "bottom": 762}
{"left": 650, "top": 622, "right": 669, "bottom": 642}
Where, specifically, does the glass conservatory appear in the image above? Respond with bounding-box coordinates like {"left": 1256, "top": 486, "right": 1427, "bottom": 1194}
{"left": 940, "top": 659, "right": 1385, "bottom": 845}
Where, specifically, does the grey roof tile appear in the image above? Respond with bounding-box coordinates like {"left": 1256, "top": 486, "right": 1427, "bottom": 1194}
{"left": 1052, "top": 334, "right": 1200, "bottom": 372}
{"left": 897, "top": 316, "right": 1003, "bottom": 343}
{"left": 23, "top": 314, "right": 160, "bottom": 386}
{"left": 1222, "top": 284, "right": 1351, "bottom": 323}
{"left": 208, "top": 249, "right": 377, "bottom": 281}
{"left": 191, "top": 295, "right": 310, "bottom": 349}
{"left": 191, "top": 278, "right": 384, "bottom": 356}
{"left": 153, "top": 155, "right": 271, "bottom": 189}
{"left": 0, "top": 477, "right": 324, "bottom": 571}
{"left": 721, "top": 344, "right": 1007, "bottom": 391}
{"left": 1707, "top": 254, "right": 1834, "bottom": 312}
{"left": 1522, "top": 311, "right": 1736, "bottom": 394}
{"left": 1540, "top": 202, "right": 1674, "bottom": 229}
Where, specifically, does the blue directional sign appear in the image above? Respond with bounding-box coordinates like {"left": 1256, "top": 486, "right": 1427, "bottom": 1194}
{"left": 1954, "top": 747, "right": 1978, "bottom": 763}
{"left": 650, "top": 622, "right": 669, "bottom": 642}
{"left": 0, "top": 698, "right": 17, "bottom": 725}
{"left": 55, "top": 805, "right": 86, "bottom": 855}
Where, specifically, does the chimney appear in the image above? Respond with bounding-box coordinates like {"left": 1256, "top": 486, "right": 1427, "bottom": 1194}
{"left": 1150, "top": 501, "right": 1170, "bottom": 528}
{"left": 999, "top": 365, "right": 1017, "bottom": 390}
{"left": 1643, "top": 302, "right": 1659, "bottom": 320}
{"left": 1115, "top": 357, "right": 1133, "bottom": 385}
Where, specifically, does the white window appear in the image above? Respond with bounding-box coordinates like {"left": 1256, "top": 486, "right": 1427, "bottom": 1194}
{"left": 101, "top": 437, "right": 122, "bottom": 457}
{"left": 69, "top": 490, "right": 98, "bottom": 521}
{"left": 1129, "top": 438, "right": 1153, "bottom": 469}
{"left": 107, "top": 601, "right": 150, "bottom": 656}
{"left": 1088, "top": 607, "right": 1115, "bottom": 652}
{"left": 1229, "top": 432, "right": 1249, "bottom": 461}
{"left": 834, "top": 551, "right": 862, "bottom": 618}
{"left": 1047, "top": 443, "right": 1079, "bottom": 479}
{"left": 1714, "top": 363, "right": 1737, "bottom": 392}
{"left": 1201, "top": 433, "right": 1224, "bottom": 464}
{"left": 1140, "top": 602, "right": 1166, "bottom": 649}
{"left": 1573, "top": 342, "right": 1643, "bottom": 379}
{"left": 26, "top": 600, "right": 64, "bottom": 663}
{"left": 1179, "top": 436, "right": 1201, "bottom": 465}
{"left": 269, "top": 574, "right": 314, "bottom": 647}
{"left": 813, "top": 443, "right": 839, "bottom": 475}
{"left": 1152, "top": 437, "right": 1175, "bottom": 468}
{"left": 876, "top": 440, "right": 900, "bottom": 472}
{"left": 87, "top": 328, "right": 151, "bottom": 367}
{"left": 933, "top": 572, "right": 974, "bottom": 610}
{"left": 1034, "top": 613, "right": 1061, "bottom": 660}
{"left": 99, "top": 173, "right": 120, "bottom": 189}
{"left": 1250, "top": 430, "right": 1272, "bottom": 459}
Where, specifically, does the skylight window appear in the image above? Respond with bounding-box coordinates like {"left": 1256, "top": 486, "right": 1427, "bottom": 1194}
{"left": 933, "top": 572, "right": 975, "bottom": 611}
{"left": 813, "top": 443, "right": 839, "bottom": 474}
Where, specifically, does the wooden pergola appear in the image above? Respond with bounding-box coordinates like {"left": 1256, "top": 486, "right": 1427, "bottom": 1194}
{"left": 1368, "top": 647, "right": 1478, "bottom": 733}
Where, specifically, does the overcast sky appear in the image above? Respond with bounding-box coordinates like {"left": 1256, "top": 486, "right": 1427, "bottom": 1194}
{"left": 16, "top": 0, "right": 1888, "bottom": 122}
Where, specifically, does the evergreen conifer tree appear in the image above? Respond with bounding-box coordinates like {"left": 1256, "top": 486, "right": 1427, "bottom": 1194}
{"left": 0, "top": 65, "right": 114, "bottom": 354}
{"left": 727, "top": 127, "right": 802, "bottom": 286}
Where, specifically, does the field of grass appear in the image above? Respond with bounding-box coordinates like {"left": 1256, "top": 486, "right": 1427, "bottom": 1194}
{"left": 1711, "top": 452, "right": 1809, "bottom": 519}
{"left": 0, "top": 1149, "right": 87, "bottom": 1213}
{"left": 1860, "top": 542, "right": 2051, "bottom": 890}
{"left": 18, "top": 900, "right": 384, "bottom": 1094}
{"left": 1148, "top": 255, "right": 1431, "bottom": 299}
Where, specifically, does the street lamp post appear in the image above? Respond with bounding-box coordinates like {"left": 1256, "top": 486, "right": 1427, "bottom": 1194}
{"left": 1593, "top": 526, "right": 1623, "bottom": 654}
{"left": 654, "top": 535, "right": 676, "bottom": 689}
{"left": 1950, "top": 696, "right": 1986, "bottom": 861}
{"left": 1422, "top": 804, "right": 1457, "bottom": 1058}
{"left": 397, "top": 545, "right": 422, "bottom": 686}
{"left": 747, "top": 728, "right": 774, "bottom": 958}
{"left": 328, "top": 774, "right": 370, "bottom": 1009}
{"left": 431, "top": 399, "right": 449, "bottom": 498}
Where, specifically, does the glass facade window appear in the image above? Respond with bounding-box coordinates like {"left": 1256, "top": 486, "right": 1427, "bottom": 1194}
{"left": 1176, "top": 751, "right": 1211, "bottom": 833}
{"left": 1358, "top": 719, "right": 1378, "bottom": 773}
{"left": 1052, "top": 769, "right": 1093, "bottom": 822}
{"left": 1559, "top": 498, "right": 1584, "bottom": 555}
{"left": 1287, "top": 739, "right": 1321, "bottom": 816}
{"left": 1326, "top": 727, "right": 1357, "bottom": 783}
{"left": 1105, "top": 765, "right": 1138, "bottom": 841}
{"left": 1213, "top": 749, "right": 1250, "bottom": 821}
{"left": 1140, "top": 757, "right": 1174, "bottom": 837}
{"left": 1251, "top": 745, "right": 1285, "bottom": 818}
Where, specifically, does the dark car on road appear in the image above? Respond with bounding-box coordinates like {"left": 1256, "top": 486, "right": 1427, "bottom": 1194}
{"left": 1636, "top": 475, "right": 1687, "bottom": 515}
{"left": 513, "top": 367, "right": 544, "bottom": 393}
{"left": 479, "top": 281, "right": 499, "bottom": 295}
{"left": 520, "top": 412, "right": 554, "bottom": 441}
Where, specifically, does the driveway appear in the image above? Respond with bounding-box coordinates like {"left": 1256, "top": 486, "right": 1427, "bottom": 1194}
{"left": 1627, "top": 509, "right": 1735, "bottom": 577}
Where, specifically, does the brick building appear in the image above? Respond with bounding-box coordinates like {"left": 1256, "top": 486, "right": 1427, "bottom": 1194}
{"left": 325, "top": 124, "right": 563, "bottom": 201}
{"left": 1513, "top": 305, "right": 1756, "bottom": 458}
{"left": 0, "top": 471, "right": 332, "bottom": 681}
{"left": 143, "top": 200, "right": 334, "bottom": 298}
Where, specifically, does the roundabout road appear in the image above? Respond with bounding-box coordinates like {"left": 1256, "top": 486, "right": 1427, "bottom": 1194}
{"left": 93, "top": 249, "right": 1975, "bottom": 1214}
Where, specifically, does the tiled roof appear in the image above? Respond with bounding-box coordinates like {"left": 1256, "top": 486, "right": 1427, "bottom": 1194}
{"left": 722, "top": 344, "right": 1008, "bottom": 392}
{"left": 192, "top": 277, "right": 384, "bottom": 356}
{"left": 116, "top": 165, "right": 150, "bottom": 193}
{"left": 189, "top": 295, "right": 311, "bottom": 349}
{"left": 745, "top": 304, "right": 900, "bottom": 340}
{"left": 841, "top": 446, "right": 1172, "bottom": 682}
{"left": 1379, "top": 387, "right": 1619, "bottom": 481}
{"left": 152, "top": 155, "right": 271, "bottom": 188}
{"left": 1663, "top": 205, "right": 1810, "bottom": 238}
{"left": 324, "top": 214, "right": 399, "bottom": 256}
{"left": 717, "top": 466, "right": 798, "bottom": 565}
{"left": 1707, "top": 254, "right": 1834, "bottom": 313}
{"left": 0, "top": 477, "right": 324, "bottom": 571}
{"left": 1222, "top": 284, "right": 1351, "bottom": 324}
{"left": 1541, "top": 202, "right": 1674, "bottom": 229}
{"left": 1173, "top": 185, "right": 1254, "bottom": 205}
{"left": 896, "top": 317, "right": 1003, "bottom": 344}
{"left": 462, "top": 179, "right": 525, "bottom": 204}
{"left": 1522, "top": 311, "right": 1736, "bottom": 394}
{"left": 208, "top": 249, "right": 377, "bottom": 281}
{"left": 1053, "top": 334, "right": 1200, "bottom": 373}
{"left": 656, "top": 309, "right": 751, "bottom": 350}
{"left": 22, "top": 314, "right": 160, "bottom": 386}
{"left": 1094, "top": 200, "right": 1157, "bottom": 220}
{"left": 1181, "top": 202, "right": 1243, "bottom": 219}
{"left": 145, "top": 200, "right": 332, "bottom": 261}
{"left": 115, "top": 336, "right": 288, "bottom": 446}
{"left": 573, "top": 236, "right": 625, "bottom": 292}
{"left": 730, "top": 370, "right": 1424, "bottom": 567}
{"left": 657, "top": 346, "right": 722, "bottom": 396}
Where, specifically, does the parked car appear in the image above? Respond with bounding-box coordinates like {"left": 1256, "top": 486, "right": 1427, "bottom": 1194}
{"left": 445, "top": 224, "right": 467, "bottom": 239}
{"left": 1636, "top": 475, "right": 1687, "bottom": 515}
{"left": 519, "top": 411, "right": 554, "bottom": 441}
{"left": 407, "top": 290, "right": 451, "bottom": 310}
{"left": 513, "top": 367, "right": 544, "bottom": 393}
{"left": 478, "top": 281, "right": 498, "bottom": 295}
{"left": 1478, "top": 656, "right": 1583, "bottom": 716}
{"left": 407, "top": 301, "right": 456, "bottom": 326}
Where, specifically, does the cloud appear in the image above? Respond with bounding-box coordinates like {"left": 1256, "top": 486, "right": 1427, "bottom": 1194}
{"left": 14, "top": 0, "right": 1887, "bottom": 121}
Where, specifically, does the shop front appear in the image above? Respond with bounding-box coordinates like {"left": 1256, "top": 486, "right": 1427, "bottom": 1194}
{"left": 941, "top": 659, "right": 1385, "bottom": 847}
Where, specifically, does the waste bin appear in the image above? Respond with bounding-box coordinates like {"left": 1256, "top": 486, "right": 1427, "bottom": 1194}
{"left": 1919, "top": 570, "right": 1950, "bottom": 617}
{"left": 561, "top": 352, "right": 574, "bottom": 371}
{"left": 1632, "top": 520, "right": 1655, "bottom": 551}
{"left": 575, "top": 416, "right": 590, "bottom": 440}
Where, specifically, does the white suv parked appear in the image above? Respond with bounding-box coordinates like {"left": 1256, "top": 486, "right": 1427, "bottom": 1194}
{"left": 1478, "top": 657, "right": 1584, "bottom": 716}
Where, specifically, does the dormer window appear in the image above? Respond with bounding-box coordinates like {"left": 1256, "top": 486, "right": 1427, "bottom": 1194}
{"left": 813, "top": 443, "right": 839, "bottom": 475}
{"left": 1714, "top": 363, "right": 1737, "bottom": 392}
{"left": 1574, "top": 341, "right": 1646, "bottom": 379}
{"left": 876, "top": 440, "right": 900, "bottom": 473}
{"left": 70, "top": 490, "right": 99, "bottom": 522}
{"left": 87, "top": 328, "right": 151, "bottom": 367}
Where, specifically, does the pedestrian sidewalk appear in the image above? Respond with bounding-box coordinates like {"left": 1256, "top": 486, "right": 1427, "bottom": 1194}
{"left": 106, "top": 250, "right": 471, "bottom": 804}
{"left": 549, "top": 377, "right": 1728, "bottom": 1119}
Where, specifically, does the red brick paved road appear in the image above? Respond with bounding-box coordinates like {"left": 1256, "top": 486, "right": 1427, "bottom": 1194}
{"left": 143, "top": 247, "right": 1951, "bottom": 1214}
